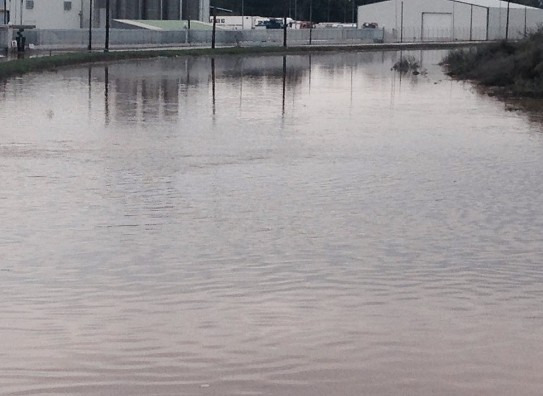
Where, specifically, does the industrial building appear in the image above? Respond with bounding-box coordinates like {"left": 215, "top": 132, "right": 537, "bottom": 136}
{"left": 1, "top": 0, "right": 209, "bottom": 29}
{"left": 100, "top": 0, "right": 209, "bottom": 24}
{"left": 357, "top": 0, "right": 543, "bottom": 42}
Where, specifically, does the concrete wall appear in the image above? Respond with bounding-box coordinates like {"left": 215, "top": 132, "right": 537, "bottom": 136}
{"left": 18, "top": 27, "right": 384, "bottom": 50}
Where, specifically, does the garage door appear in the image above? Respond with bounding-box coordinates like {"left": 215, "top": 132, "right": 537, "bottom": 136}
{"left": 422, "top": 12, "right": 453, "bottom": 41}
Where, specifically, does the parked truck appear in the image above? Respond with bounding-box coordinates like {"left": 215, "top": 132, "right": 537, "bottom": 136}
{"left": 209, "top": 15, "right": 268, "bottom": 30}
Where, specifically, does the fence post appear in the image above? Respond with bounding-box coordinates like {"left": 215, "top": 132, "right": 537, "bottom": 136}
{"left": 505, "top": 0, "right": 510, "bottom": 40}
{"left": 470, "top": 4, "right": 473, "bottom": 41}
{"left": 283, "top": 0, "right": 288, "bottom": 47}
{"left": 104, "top": 0, "right": 110, "bottom": 52}
{"left": 400, "top": 1, "right": 404, "bottom": 43}
{"left": 524, "top": 6, "right": 527, "bottom": 37}
{"left": 211, "top": 4, "right": 216, "bottom": 48}
{"left": 309, "top": 0, "right": 313, "bottom": 45}
{"left": 88, "top": 0, "right": 93, "bottom": 50}
{"left": 486, "top": 7, "right": 489, "bottom": 40}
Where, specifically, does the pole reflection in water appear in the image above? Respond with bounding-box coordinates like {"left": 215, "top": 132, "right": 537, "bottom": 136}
{"left": 390, "top": 64, "right": 397, "bottom": 109}
{"left": 398, "top": 50, "right": 403, "bottom": 89}
{"left": 350, "top": 61, "right": 354, "bottom": 109}
{"left": 88, "top": 66, "right": 93, "bottom": 116}
{"left": 308, "top": 54, "right": 312, "bottom": 94}
{"left": 282, "top": 55, "right": 287, "bottom": 117}
{"left": 104, "top": 66, "right": 110, "bottom": 125}
{"left": 211, "top": 57, "right": 216, "bottom": 118}
{"left": 239, "top": 59, "right": 243, "bottom": 113}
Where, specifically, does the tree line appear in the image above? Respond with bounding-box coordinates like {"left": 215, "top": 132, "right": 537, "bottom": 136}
{"left": 213, "top": 0, "right": 543, "bottom": 23}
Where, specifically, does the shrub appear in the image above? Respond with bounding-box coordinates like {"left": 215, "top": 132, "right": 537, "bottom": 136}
{"left": 392, "top": 56, "right": 420, "bottom": 73}
{"left": 443, "top": 27, "right": 543, "bottom": 96}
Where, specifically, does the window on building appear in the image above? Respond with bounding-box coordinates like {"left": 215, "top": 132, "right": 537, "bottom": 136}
{"left": 64, "top": 1, "right": 72, "bottom": 11}
{"left": 26, "top": 0, "right": 34, "bottom": 10}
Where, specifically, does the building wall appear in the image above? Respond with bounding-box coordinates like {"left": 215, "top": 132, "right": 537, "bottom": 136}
{"left": 102, "top": 0, "right": 209, "bottom": 24}
{"left": 358, "top": 0, "right": 397, "bottom": 32}
{"left": 358, "top": 0, "right": 490, "bottom": 42}
{"left": 488, "top": 6, "right": 543, "bottom": 40}
{"left": 1, "top": 1, "right": 9, "bottom": 25}
{"left": 9, "top": 0, "right": 83, "bottom": 28}
{"left": 358, "top": 0, "right": 543, "bottom": 42}
{"left": 183, "top": 0, "right": 209, "bottom": 22}
{"left": 449, "top": 2, "right": 488, "bottom": 41}
{"left": 6, "top": 0, "right": 209, "bottom": 30}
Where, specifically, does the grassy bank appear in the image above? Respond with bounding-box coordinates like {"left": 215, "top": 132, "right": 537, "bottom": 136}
{"left": 0, "top": 47, "right": 287, "bottom": 80}
{"left": 443, "top": 31, "right": 543, "bottom": 97}
{"left": 0, "top": 46, "right": 354, "bottom": 80}
{"left": 0, "top": 41, "right": 483, "bottom": 80}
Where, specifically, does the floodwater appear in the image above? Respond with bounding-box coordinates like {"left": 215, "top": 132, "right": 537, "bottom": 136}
{"left": 1, "top": 51, "right": 543, "bottom": 396}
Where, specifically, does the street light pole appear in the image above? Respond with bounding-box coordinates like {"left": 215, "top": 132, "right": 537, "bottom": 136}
{"left": 88, "top": 0, "right": 93, "bottom": 50}
{"left": 104, "top": 0, "right": 110, "bottom": 52}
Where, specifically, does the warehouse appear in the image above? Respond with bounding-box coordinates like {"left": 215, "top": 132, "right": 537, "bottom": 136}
{"left": 358, "top": 0, "right": 543, "bottom": 42}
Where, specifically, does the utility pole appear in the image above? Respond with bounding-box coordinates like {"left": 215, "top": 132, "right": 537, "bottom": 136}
{"left": 3, "top": 0, "right": 7, "bottom": 24}
{"left": 104, "top": 0, "right": 110, "bottom": 52}
{"left": 88, "top": 0, "right": 93, "bottom": 50}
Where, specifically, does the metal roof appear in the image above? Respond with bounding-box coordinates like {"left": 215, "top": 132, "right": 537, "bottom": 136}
{"left": 371, "top": 0, "right": 542, "bottom": 10}
{"left": 450, "top": 0, "right": 539, "bottom": 9}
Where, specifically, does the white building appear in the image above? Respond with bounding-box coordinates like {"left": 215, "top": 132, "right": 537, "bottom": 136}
{"left": 2, "top": 0, "right": 83, "bottom": 28}
{"left": 358, "top": 0, "right": 543, "bottom": 42}
{"left": 2, "top": 0, "right": 209, "bottom": 29}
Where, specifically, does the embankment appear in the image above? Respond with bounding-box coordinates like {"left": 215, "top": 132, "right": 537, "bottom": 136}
{"left": 443, "top": 31, "right": 543, "bottom": 97}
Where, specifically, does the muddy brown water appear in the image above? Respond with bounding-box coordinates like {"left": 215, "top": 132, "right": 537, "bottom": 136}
{"left": 1, "top": 50, "right": 543, "bottom": 395}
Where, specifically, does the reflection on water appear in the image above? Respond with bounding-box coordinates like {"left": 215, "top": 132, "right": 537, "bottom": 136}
{"left": 76, "top": 50, "right": 460, "bottom": 129}
{"left": 1, "top": 51, "right": 543, "bottom": 396}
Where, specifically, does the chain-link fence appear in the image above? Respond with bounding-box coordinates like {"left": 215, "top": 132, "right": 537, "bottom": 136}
{"left": 18, "top": 27, "right": 385, "bottom": 50}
